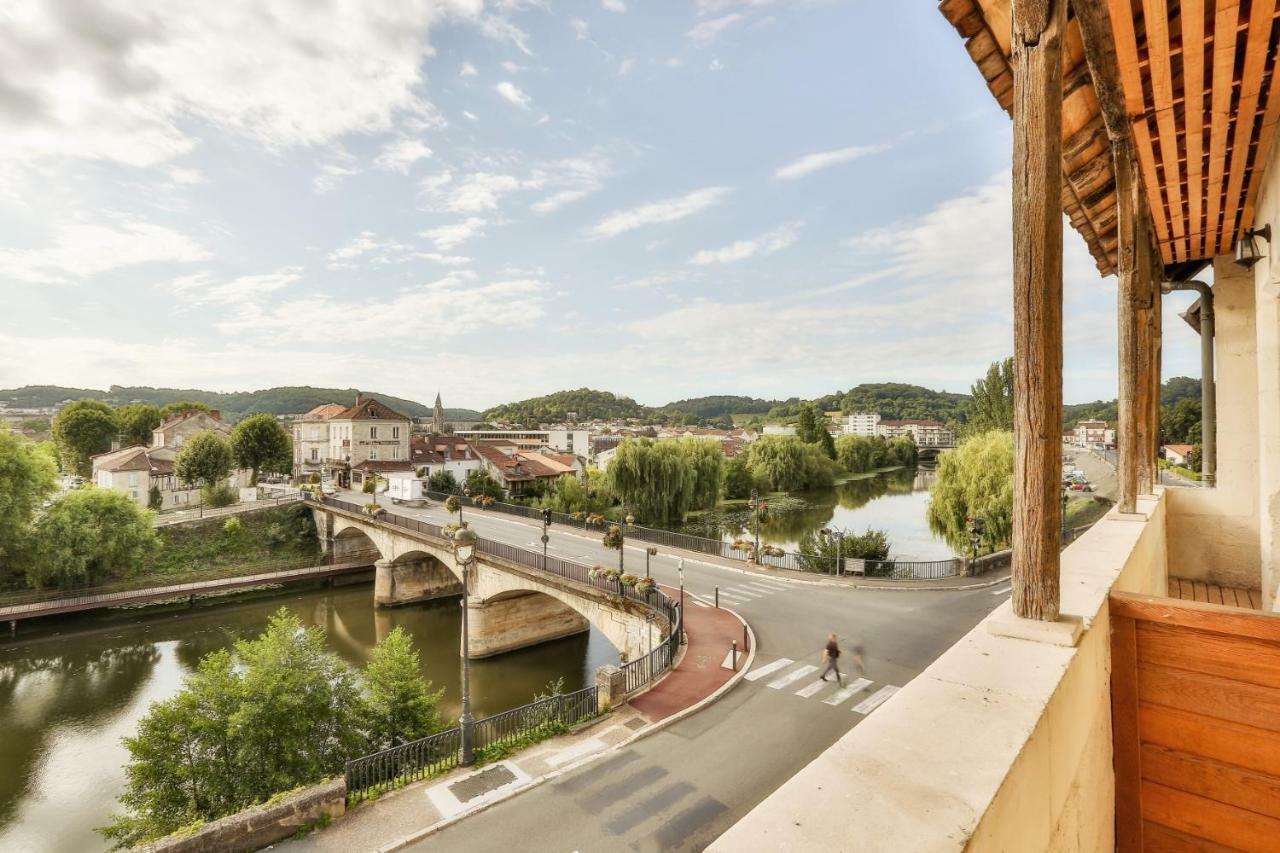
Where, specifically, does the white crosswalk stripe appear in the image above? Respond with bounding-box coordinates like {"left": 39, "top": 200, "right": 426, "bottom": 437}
{"left": 852, "top": 686, "right": 900, "bottom": 714}
{"left": 822, "top": 678, "right": 872, "bottom": 706}
{"left": 990, "top": 585, "right": 1012, "bottom": 596}
{"left": 740, "top": 582, "right": 782, "bottom": 592}
{"left": 751, "top": 578, "right": 790, "bottom": 589}
{"left": 727, "top": 588, "right": 764, "bottom": 599}
{"left": 768, "top": 664, "right": 819, "bottom": 689}
{"left": 794, "top": 680, "right": 828, "bottom": 698}
{"left": 744, "top": 658, "right": 794, "bottom": 682}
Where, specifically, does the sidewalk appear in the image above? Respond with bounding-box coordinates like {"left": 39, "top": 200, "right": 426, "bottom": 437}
{"left": 283, "top": 585, "right": 753, "bottom": 852}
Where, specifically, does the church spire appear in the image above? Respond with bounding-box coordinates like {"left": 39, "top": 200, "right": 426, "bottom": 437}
{"left": 432, "top": 391, "right": 445, "bottom": 434}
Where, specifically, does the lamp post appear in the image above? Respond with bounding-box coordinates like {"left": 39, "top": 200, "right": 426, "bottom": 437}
{"left": 677, "top": 557, "right": 686, "bottom": 644}
{"left": 540, "top": 508, "right": 551, "bottom": 567}
{"left": 619, "top": 510, "right": 635, "bottom": 573}
{"left": 457, "top": 483, "right": 471, "bottom": 526}
{"left": 645, "top": 546, "right": 657, "bottom": 578}
{"left": 749, "top": 489, "right": 760, "bottom": 556}
{"left": 1061, "top": 490, "right": 1070, "bottom": 542}
{"left": 452, "top": 525, "right": 478, "bottom": 766}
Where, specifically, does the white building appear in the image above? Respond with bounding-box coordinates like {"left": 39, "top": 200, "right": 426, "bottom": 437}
{"left": 410, "top": 434, "right": 483, "bottom": 484}
{"left": 292, "top": 403, "right": 346, "bottom": 480}
{"left": 841, "top": 412, "right": 881, "bottom": 436}
{"left": 455, "top": 428, "right": 590, "bottom": 455}
{"left": 876, "top": 419, "right": 955, "bottom": 447}
{"left": 762, "top": 424, "right": 797, "bottom": 437}
{"left": 323, "top": 394, "right": 412, "bottom": 488}
{"left": 1071, "top": 419, "right": 1114, "bottom": 448}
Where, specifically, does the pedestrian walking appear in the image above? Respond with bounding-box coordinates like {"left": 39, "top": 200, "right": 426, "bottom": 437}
{"left": 819, "top": 632, "right": 844, "bottom": 686}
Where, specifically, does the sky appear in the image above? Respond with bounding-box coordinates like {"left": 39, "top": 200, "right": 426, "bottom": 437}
{"left": 0, "top": 0, "right": 1204, "bottom": 411}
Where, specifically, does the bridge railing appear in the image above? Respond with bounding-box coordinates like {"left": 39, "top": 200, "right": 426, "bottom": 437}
{"left": 416, "top": 490, "right": 962, "bottom": 581}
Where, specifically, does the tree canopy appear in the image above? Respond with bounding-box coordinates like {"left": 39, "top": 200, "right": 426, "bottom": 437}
{"left": 1160, "top": 397, "right": 1202, "bottom": 445}
{"left": 52, "top": 398, "right": 119, "bottom": 476}
{"left": 795, "top": 403, "right": 836, "bottom": 459}
{"left": 175, "top": 432, "right": 234, "bottom": 488}
{"left": 926, "top": 430, "right": 1014, "bottom": 554}
{"left": 834, "top": 434, "right": 916, "bottom": 473}
{"left": 25, "top": 489, "right": 158, "bottom": 588}
{"left": 606, "top": 438, "right": 724, "bottom": 524}
{"left": 229, "top": 414, "right": 292, "bottom": 484}
{"left": 740, "top": 435, "right": 838, "bottom": 492}
{"left": 483, "top": 388, "right": 647, "bottom": 425}
{"left": 117, "top": 404, "right": 162, "bottom": 446}
{"left": 0, "top": 432, "right": 57, "bottom": 570}
{"left": 965, "top": 358, "right": 1014, "bottom": 435}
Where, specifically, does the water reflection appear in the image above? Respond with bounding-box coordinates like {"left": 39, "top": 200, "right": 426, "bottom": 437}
{"left": 0, "top": 581, "right": 613, "bottom": 853}
{"left": 680, "top": 467, "right": 954, "bottom": 560}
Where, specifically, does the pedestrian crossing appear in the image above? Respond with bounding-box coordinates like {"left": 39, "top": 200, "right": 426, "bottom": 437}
{"left": 743, "top": 658, "right": 900, "bottom": 714}
{"left": 691, "top": 576, "right": 791, "bottom": 608}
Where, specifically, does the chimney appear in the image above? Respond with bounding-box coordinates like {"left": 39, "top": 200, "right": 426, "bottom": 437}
{"left": 355, "top": 390, "right": 364, "bottom": 406}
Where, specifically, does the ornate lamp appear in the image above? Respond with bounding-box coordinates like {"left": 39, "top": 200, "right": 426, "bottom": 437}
{"left": 1234, "top": 224, "right": 1271, "bottom": 268}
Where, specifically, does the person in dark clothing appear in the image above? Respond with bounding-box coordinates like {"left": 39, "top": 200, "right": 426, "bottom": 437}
{"left": 819, "top": 632, "right": 844, "bottom": 686}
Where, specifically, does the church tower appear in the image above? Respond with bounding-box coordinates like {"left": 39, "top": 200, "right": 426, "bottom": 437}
{"left": 432, "top": 392, "right": 445, "bottom": 435}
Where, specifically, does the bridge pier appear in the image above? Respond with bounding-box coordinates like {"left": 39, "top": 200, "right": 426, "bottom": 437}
{"left": 374, "top": 557, "right": 463, "bottom": 607}
{"left": 464, "top": 592, "right": 590, "bottom": 659}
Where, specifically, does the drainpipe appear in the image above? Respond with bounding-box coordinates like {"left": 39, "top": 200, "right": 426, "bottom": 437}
{"left": 1160, "top": 279, "right": 1216, "bottom": 486}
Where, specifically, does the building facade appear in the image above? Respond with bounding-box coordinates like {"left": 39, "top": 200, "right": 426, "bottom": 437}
{"left": 841, "top": 412, "right": 881, "bottom": 436}
{"left": 322, "top": 394, "right": 411, "bottom": 488}
{"left": 292, "top": 403, "right": 345, "bottom": 480}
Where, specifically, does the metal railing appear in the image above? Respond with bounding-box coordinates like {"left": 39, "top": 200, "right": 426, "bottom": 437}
{"left": 345, "top": 686, "right": 599, "bottom": 802}
{"left": 419, "top": 490, "right": 961, "bottom": 581}
{"left": 153, "top": 493, "right": 303, "bottom": 527}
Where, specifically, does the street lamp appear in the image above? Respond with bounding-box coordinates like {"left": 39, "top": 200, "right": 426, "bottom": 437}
{"left": 619, "top": 510, "right": 635, "bottom": 573}
{"left": 1061, "top": 490, "right": 1070, "bottom": 542}
{"left": 457, "top": 483, "right": 471, "bottom": 526}
{"left": 967, "top": 516, "right": 986, "bottom": 561}
{"left": 645, "top": 546, "right": 657, "bottom": 578}
{"left": 749, "top": 489, "right": 760, "bottom": 555}
{"left": 677, "top": 557, "right": 685, "bottom": 644}
{"left": 540, "top": 508, "right": 551, "bottom": 567}
{"left": 452, "top": 525, "right": 478, "bottom": 766}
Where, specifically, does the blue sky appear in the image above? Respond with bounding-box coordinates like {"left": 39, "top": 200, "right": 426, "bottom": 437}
{"left": 0, "top": 0, "right": 1202, "bottom": 410}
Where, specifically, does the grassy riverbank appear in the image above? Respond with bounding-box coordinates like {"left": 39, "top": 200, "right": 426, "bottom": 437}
{"left": 144, "top": 503, "right": 321, "bottom": 578}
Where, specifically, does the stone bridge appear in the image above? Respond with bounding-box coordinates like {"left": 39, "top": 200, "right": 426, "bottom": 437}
{"left": 312, "top": 503, "right": 662, "bottom": 661}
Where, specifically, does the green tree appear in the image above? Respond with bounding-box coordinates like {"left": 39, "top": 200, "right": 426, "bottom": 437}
{"left": 175, "top": 432, "right": 234, "bottom": 489}
{"left": 148, "top": 484, "right": 163, "bottom": 511}
{"left": 1160, "top": 397, "right": 1202, "bottom": 445}
{"left": 1186, "top": 445, "right": 1203, "bottom": 473}
{"left": 796, "top": 527, "right": 891, "bottom": 571}
{"left": 741, "top": 435, "right": 837, "bottom": 492}
{"left": 796, "top": 403, "right": 836, "bottom": 459}
{"left": 722, "top": 454, "right": 756, "bottom": 499}
{"left": 25, "top": 489, "right": 158, "bottom": 588}
{"left": 52, "top": 399, "right": 119, "bottom": 476}
{"left": 0, "top": 432, "right": 57, "bottom": 571}
{"left": 926, "top": 430, "right": 1014, "bottom": 554}
{"left": 364, "top": 627, "right": 444, "bottom": 749}
{"left": 117, "top": 404, "right": 162, "bottom": 447}
{"left": 537, "top": 475, "right": 607, "bottom": 514}
{"left": 606, "top": 438, "right": 723, "bottom": 524}
{"left": 229, "top": 414, "right": 292, "bottom": 485}
{"left": 465, "top": 469, "right": 504, "bottom": 500}
{"left": 158, "top": 401, "right": 212, "bottom": 420}
{"left": 965, "top": 358, "right": 1014, "bottom": 435}
{"left": 428, "top": 470, "right": 458, "bottom": 493}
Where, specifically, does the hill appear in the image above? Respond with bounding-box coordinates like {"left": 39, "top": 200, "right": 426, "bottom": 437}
{"left": 656, "top": 395, "right": 778, "bottom": 420}
{"left": 1060, "top": 377, "right": 1199, "bottom": 429}
{"left": 806, "top": 383, "right": 972, "bottom": 423}
{"left": 482, "top": 389, "right": 648, "bottom": 425}
{"left": 0, "top": 385, "right": 481, "bottom": 422}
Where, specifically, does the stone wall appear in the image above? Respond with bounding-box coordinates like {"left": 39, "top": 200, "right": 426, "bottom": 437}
{"left": 135, "top": 778, "right": 345, "bottom": 853}
{"left": 467, "top": 591, "right": 590, "bottom": 657}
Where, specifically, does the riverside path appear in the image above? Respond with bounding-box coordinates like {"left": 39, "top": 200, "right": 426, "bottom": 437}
{"left": 313, "top": 491, "right": 1009, "bottom": 851}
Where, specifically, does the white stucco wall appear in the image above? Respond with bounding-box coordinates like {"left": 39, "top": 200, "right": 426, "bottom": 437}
{"left": 710, "top": 495, "right": 1168, "bottom": 853}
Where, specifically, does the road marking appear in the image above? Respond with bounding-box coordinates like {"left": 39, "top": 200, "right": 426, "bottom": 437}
{"left": 690, "top": 599, "right": 710, "bottom": 608}
{"left": 546, "top": 737, "right": 606, "bottom": 768}
{"left": 822, "top": 678, "right": 872, "bottom": 706}
{"left": 794, "top": 680, "right": 829, "bottom": 698}
{"left": 768, "top": 664, "right": 819, "bottom": 689}
{"left": 751, "top": 578, "right": 791, "bottom": 589}
{"left": 852, "top": 685, "right": 900, "bottom": 715}
{"left": 744, "top": 658, "right": 794, "bottom": 682}
{"left": 990, "top": 585, "right": 1012, "bottom": 596}
{"left": 726, "top": 588, "right": 763, "bottom": 599}
{"left": 741, "top": 582, "right": 781, "bottom": 593}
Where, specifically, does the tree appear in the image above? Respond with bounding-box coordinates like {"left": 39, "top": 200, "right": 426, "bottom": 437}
{"left": 0, "top": 432, "right": 57, "bottom": 570}
{"left": 1186, "top": 445, "right": 1203, "bottom": 473}
{"left": 175, "top": 432, "right": 234, "bottom": 489}
{"left": 606, "top": 438, "right": 723, "bottom": 524}
{"left": 364, "top": 627, "right": 444, "bottom": 749}
{"left": 117, "top": 404, "right": 162, "bottom": 447}
{"left": 796, "top": 403, "right": 836, "bottom": 459}
{"left": 158, "top": 401, "right": 212, "bottom": 420}
{"left": 537, "top": 475, "right": 607, "bottom": 515}
{"left": 102, "top": 610, "right": 368, "bottom": 849}
{"left": 229, "top": 414, "right": 292, "bottom": 485}
{"left": 722, "top": 454, "right": 756, "bottom": 500}
{"left": 1160, "top": 397, "right": 1202, "bottom": 445}
{"left": 926, "top": 430, "right": 1014, "bottom": 554}
{"left": 52, "top": 399, "right": 119, "bottom": 476}
{"left": 965, "top": 358, "right": 1015, "bottom": 435}
{"left": 741, "top": 435, "right": 837, "bottom": 492}
{"left": 796, "top": 527, "right": 891, "bottom": 571}
{"left": 25, "top": 489, "right": 158, "bottom": 588}
{"left": 428, "top": 470, "right": 458, "bottom": 493}
{"left": 465, "top": 469, "right": 503, "bottom": 500}
{"left": 148, "top": 484, "right": 163, "bottom": 511}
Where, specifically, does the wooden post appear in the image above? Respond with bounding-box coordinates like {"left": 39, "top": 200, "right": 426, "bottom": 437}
{"left": 1074, "top": 0, "right": 1143, "bottom": 514}
{"left": 1011, "top": 0, "right": 1066, "bottom": 622}
{"left": 1136, "top": 230, "right": 1155, "bottom": 495}
{"left": 1150, "top": 244, "right": 1164, "bottom": 470}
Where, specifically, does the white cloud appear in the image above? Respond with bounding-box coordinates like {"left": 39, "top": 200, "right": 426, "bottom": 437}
{"left": 602, "top": 0, "right": 627, "bottom": 11}
{"left": 374, "top": 138, "right": 433, "bottom": 173}
{"left": 531, "top": 190, "right": 591, "bottom": 214}
{"left": 495, "top": 81, "right": 533, "bottom": 110}
{"left": 326, "top": 231, "right": 470, "bottom": 269}
{"left": 708, "top": 58, "right": 725, "bottom": 71}
{"left": 689, "top": 221, "right": 802, "bottom": 265}
{"left": 695, "top": 0, "right": 779, "bottom": 11}
{"left": 447, "top": 172, "right": 526, "bottom": 212}
{"left": 460, "top": 62, "right": 479, "bottom": 77}
{"left": 571, "top": 19, "right": 590, "bottom": 40}
{"left": 501, "top": 60, "right": 524, "bottom": 73}
{"left": 528, "top": 154, "right": 612, "bottom": 214}
{"left": 462, "top": 110, "right": 480, "bottom": 121}
{"left": 0, "top": 218, "right": 209, "bottom": 284}
{"left": 618, "top": 58, "right": 636, "bottom": 76}
{"left": 0, "top": 1, "right": 485, "bottom": 174}
{"left": 313, "top": 148, "right": 361, "bottom": 193}
{"left": 686, "top": 14, "right": 743, "bottom": 43}
{"left": 665, "top": 57, "right": 683, "bottom": 69}
{"left": 167, "top": 167, "right": 207, "bottom": 186}
{"left": 167, "top": 267, "right": 303, "bottom": 305}
{"left": 773, "top": 143, "right": 890, "bottom": 180}
{"left": 588, "top": 186, "right": 732, "bottom": 238}
{"left": 422, "top": 218, "right": 488, "bottom": 250}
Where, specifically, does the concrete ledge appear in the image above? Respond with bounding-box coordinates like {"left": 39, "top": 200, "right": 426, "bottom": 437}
{"left": 136, "top": 778, "right": 345, "bottom": 853}
{"left": 987, "top": 613, "right": 1084, "bottom": 647}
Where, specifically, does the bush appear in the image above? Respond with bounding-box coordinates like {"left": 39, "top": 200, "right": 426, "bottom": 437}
{"left": 202, "top": 484, "right": 238, "bottom": 508}
{"left": 223, "top": 516, "right": 243, "bottom": 536}
{"left": 24, "top": 490, "right": 159, "bottom": 588}
{"left": 148, "top": 485, "right": 163, "bottom": 511}
{"left": 428, "top": 470, "right": 457, "bottom": 493}
{"left": 309, "top": 473, "right": 321, "bottom": 485}
{"left": 444, "top": 495, "right": 460, "bottom": 514}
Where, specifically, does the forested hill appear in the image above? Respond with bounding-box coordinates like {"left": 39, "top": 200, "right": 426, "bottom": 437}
{"left": 805, "top": 383, "right": 972, "bottom": 422}
{"left": 1061, "top": 377, "right": 1201, "bottom": 429}
{"left": 482, "top": 389, "right": 648, "bottom": 424}
{"left": 0, "top": 385, "right": 482, "bottom": 421}
{"left": 657, "top": 395, "right": 778, "bottom": 420}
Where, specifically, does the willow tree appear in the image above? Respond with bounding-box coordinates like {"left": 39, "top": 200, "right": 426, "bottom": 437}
{"left": 926, "top": 430, "right": 1014, "bottom": 554}
{"left": 743, "top": 435, "right": 837, "bottom": 492}
{"left": 606, "top": 438, "right": 721, "bottom": 524}
{"left": 676, "top": 437, "right": 724, "bottom": 511}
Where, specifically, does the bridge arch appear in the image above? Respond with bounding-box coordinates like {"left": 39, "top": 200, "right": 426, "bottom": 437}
{"left": 376, "top": 549, "right": 463, "bottom": 607}
{"left": 332, "top": 524, "right": 386, "bottom": 563}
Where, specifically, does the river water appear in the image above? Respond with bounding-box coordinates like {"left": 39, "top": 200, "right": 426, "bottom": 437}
{"left": 0, "top": 580, "right": 614, "bottom": 853}
{"left": 681, "top": 467, "right": 956, "bottom": 560}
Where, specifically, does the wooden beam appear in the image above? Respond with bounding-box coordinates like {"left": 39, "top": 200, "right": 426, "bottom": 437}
{"left": 1151, "top": 246, "right": 1164, "bottom": 466}
{"left": 1011, "top": 0, "right": 1066, "bottom": 622}
{"left": 1183, "top": 0, "right": 1207, "bottom": 259}
{"left": 1136, "top": 219, "right": 1155, "bottom": 494}
{"left": 1219, "top": 0, "right": 1276, "bottom": 253}
{"left": 1074, "top": 0, "right": 1143, "bottom": 511}
{"left": 1206, "top": 0, "right": 1240, "bottom": 257}
{"left": 1142, "top": 0, "right": 1187, "bottom": 261}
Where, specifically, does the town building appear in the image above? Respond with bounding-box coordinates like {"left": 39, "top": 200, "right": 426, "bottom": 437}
{"left": 151, "top": 410, "right": 230, "bottom": 453}
{"left": 322, "top": 394, "right": 412, "bottom": 489}
{"left": 292, "top": 403, "right": 345, "bottom": 480}
{"left": 875, "top": 418, "right": 955, "bottom": 448}
{"left": 472, "top": 443, "right": 573, "bottom": 496}
{"left": 455, "top": 428, "right": 590, "bottom": 456}
{"left": 841, "top": 411, "right": 881, "bottom": 436}
{"left": 409, "top": 433, "right": 483, "bottom": 485}
{"left": 1162, "top": 444, "right": 1195, "bottom": 467}
{"left": 1071, "top": 419, "right": 1115, "bottom": 449}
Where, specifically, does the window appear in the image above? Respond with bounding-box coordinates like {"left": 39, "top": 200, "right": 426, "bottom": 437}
{"left": 392, "top": 446, "right": 400, "bottom": 460}
{"left": 128, "top": 473, "right": 138, "bottom": 487}
{"left": 370, "top": 426, "right": 378, "bottom": 439}
{"left": 370, "top": 447, "right": 379, "bottom": 460}
{"left": 310, "top": 448, "right": 319, "bottom": 461}
{"left": 392, "top": 426, "right": 400, "bottom": 439}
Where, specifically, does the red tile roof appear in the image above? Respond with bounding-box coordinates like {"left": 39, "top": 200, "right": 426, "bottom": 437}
{"left": 302, "top": 403, "right": 346, "bottom": 420}
{"left": 334, "top": 397, "right": 410, "bottom": 422}
{"left": 352, "top": 460, "right": 415, "bottom": 473}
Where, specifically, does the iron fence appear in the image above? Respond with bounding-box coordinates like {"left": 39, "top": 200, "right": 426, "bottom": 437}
{"left": 153, "top": 494, "right": 302, "bottom": 527}
{"left": 345, "top": 727, "right": 461, "bottom": 803}
{"left": 473, "top": 686, "right": 599, "bottom": 753}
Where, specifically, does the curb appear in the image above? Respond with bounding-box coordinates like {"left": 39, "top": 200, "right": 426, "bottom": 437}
{"left": 375, "top": 607, "right": 756, "bottom": 853}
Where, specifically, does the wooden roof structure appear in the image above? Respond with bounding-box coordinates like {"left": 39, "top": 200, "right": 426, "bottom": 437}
{"left": 940, "top": 0, "right": 1280, "bottom": 273}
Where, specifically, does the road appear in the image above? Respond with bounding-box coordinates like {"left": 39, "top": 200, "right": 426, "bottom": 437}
{"left": 337, "top": 491, "right": 1006, "bottom": 852}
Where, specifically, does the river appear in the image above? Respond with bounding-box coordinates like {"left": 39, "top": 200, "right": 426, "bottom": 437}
{"left": 0, "top": 579, "right": 615, "bottom": 853}
{"left": 680, "top": 467, "right": 956, "bottom": 560}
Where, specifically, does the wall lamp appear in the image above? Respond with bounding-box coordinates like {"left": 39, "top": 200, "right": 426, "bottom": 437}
{"left": 1234, "top": 224, "right": 1271, "bottom": 269}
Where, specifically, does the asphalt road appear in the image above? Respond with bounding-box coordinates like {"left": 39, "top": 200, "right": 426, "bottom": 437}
{"left": 337, "top": 491, "right": 1006, "bottom": 852}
